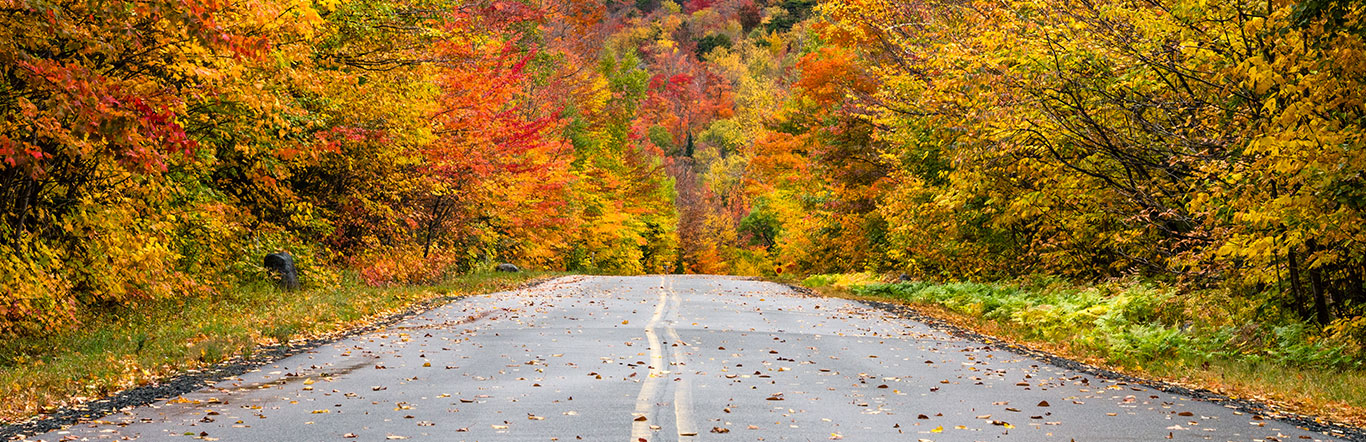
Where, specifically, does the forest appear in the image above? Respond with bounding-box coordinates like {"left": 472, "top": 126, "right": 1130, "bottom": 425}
{"left": 2, "top": 0, "right": 1364, "bottom": 345}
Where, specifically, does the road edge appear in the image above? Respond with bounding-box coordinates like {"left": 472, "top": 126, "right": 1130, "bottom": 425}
{"left": 782, "top": 283, "right": 1366, "bottom": 442}
{"left": 0, "top": 275, "right": 566, "bottom": 440}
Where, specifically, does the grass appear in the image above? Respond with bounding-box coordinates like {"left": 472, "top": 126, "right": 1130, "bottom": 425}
{"left": 0, "top": 270, "right": 558, "bottom": 424}
{"left": 803, "top": 273, "right": 1366, "bottom": 428}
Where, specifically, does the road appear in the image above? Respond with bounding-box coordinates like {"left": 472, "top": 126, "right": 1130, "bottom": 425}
{"left": 36, "top": 275, "right": 1340, "bottom": 441}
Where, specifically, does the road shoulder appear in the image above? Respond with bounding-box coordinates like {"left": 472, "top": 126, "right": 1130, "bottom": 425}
{"left": 798, "top": 283, "right": 1366, "bottom": 441}
{"left": 0, "top": 275, "right": 565, "bottom": 440}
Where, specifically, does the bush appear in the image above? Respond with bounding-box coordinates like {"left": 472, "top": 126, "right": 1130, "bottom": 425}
{"left": 349, "top": 246, "right": 464, "bottom": 287}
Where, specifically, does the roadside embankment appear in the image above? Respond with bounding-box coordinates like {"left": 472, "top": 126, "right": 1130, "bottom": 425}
{"left": 801, "top": 273, "right": 1366, "bottom": 432}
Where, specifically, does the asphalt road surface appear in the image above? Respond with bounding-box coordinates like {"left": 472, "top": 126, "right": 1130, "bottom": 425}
{"left": 36, "top": 275, "right": 1341, "bottom": 441}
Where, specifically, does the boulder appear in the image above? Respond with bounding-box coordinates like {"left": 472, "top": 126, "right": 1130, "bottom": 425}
{"left": 495, "top": 263, "right": 520, "bottom": 273}
{"left": 264, "top": 252, "right": 301, "bottom": 290}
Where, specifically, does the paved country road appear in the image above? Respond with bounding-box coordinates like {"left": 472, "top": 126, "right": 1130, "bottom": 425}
{"left": 30, "top": 276, "right": 1345, "bottom": 441}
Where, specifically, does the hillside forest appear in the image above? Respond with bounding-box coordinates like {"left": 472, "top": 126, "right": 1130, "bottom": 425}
{"left": 2, "top": 0, "right": 1364, "bottom": 341}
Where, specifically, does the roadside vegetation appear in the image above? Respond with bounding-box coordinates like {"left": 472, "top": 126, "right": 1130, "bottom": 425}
{"left": 0, "top": 271, "right": 553, "bottom": 424}
{"left": 803, "top": 273, "right": 1366, "bottom": 426}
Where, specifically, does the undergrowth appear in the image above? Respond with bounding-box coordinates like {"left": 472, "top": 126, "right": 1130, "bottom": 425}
{"left": 805, "top": 273, "right": 1365, "bottom": 370}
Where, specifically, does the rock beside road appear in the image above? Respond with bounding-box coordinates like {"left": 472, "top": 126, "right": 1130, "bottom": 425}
{"left": 264, "top": 252, "right": 300, "bottom": 290}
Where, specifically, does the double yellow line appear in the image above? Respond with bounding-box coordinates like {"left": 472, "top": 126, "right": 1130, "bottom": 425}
{"left": 630, "top": 276, "right": 698, "bottom": 440}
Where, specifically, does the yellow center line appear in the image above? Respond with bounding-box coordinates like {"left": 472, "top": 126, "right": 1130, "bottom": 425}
{"left": 666, "top": 276, "right": 698, "bottom": 438}
{"left": 630, "top": 277, "right": 670, "bottom": 441}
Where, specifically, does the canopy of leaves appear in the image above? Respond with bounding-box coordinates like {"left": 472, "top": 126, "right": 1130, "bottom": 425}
{"left": 3, "top": 0, "right": 1363, "bottom": 334}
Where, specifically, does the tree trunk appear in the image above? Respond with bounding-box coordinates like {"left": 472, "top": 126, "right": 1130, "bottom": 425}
{"left": 1305, "top": 240, "right": 1331, "bottom": 324}
{"left": 1273, "top": 249, "right": 1285, "bottom": 301}
{"left": 423, "top": 195, "right": 445, "bottom": 259}
{"left": 9, "top": 178, "right": 39, "bottom": 243}
{"left": 1350, "top": 265, "right": 1366, "bottom": 306}
{"left": 1287, "top": 248, "right": 1308, "bottom": 320}
{"left": 1309, "top": 267, "right": 1331, "bottom": 325}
